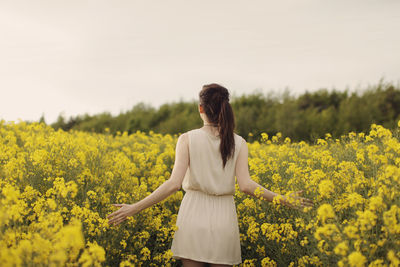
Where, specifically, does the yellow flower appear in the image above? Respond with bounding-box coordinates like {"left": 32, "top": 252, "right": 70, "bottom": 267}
{"left": 343, "top": 225, "right": 359, "bottom": 239}
{"left": 317, "top": 139, "right": 328, "bottom": 146}
{"left": 261, "top": 257, "right": 277, "bottom": 267}
{"left": 314, "top": 223, "right": 340, "bottom": 241}
{"left": 334, "top": 241, "right": 349, "bottom": 256}
{"left": 325, "top": 133, "right": 332, "bottom": 139}
{"left": 387, "top": 250, "right": 400, "bottom": 266}
{"left": 261, "top": 133, "right": 269, "bottom": 142}
{"left": 247, "top": 221, "right": 260, "bottom": 243}
{"left": 318, "top": 179, "right": 335, "bottom": 198}
{"left": 46, "top": 198, "right": 57, "bottom": 210}
{"left": 317, "top": 204, "right": 335, "bottom": 223}
{"left": 356, "top": 209, "right": 377, "bottom": 231}
{"left": 78, "top": 241, "right": 106, "bottom": 267}
{"left": 383, "top": 205, "right": 400, "bottom": 234}
{"left": 368, "top": 259, "right": 385, "bottom": 267}
{"left": 140, "top": 247, "right": 151, "bottom": 261}
{"left": 348, "top": 251, "right": 367, "bottom": 267}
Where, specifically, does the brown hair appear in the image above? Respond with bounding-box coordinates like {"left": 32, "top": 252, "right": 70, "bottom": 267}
{"left": 199, "top": 83, "right": 235, "bottom": 169}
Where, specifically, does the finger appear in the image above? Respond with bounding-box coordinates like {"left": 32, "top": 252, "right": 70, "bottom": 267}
{"left": 110, "top": 220, "right": 120, "bottom": 226}
{"left": 114, "top": 214, "right": 127, "bottom": 223}
{"left": 300, "top": 197, "right": 313, "bottom": 203}
{"left": 300, "top": 200, "right": 311, "bottom": 206}
{"left": 109, "top": 217, "right": 122, "bottom": 226}
{"left": 300, "top": 199, "right": 312, "bottom": 205}
{"left": 305, "top": 199, "right": 314, "bottom": 205}
{"left": 109, "top": 214, "right": 122, "bottom": 223}
{"left": 107, "top": 210, "right": 121, "bottom": 219}
{"left": 302, "top": 202, "right": 313, "bottom": 207}
{"left": 114, "top": 217, "right": 126, "bottom": 226}
{"left": 110, "top": 219, "right": 121, "bottom": 226}
{"left": 108, "top": 213, "right": 123, "bottom": 223}
{"left": 112, "top": 204, "right": 124, "bottom": 207}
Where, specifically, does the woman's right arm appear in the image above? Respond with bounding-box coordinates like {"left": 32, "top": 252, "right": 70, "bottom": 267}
{"left": 235, "top": 138, "right": 313, "bottom": 209}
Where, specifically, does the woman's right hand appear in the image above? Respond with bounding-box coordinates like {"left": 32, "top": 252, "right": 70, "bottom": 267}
{"left": 283, "top": 190, "right": 314, "bottom": 210}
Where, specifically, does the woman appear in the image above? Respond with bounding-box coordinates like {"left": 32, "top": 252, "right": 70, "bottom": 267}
{"left": 107, "top": 83, "right": 313, "bottom": 267}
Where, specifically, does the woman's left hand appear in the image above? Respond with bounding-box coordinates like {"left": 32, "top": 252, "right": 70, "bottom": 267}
{"left": 107, "top": 203, "right": 139, "bottom": 226}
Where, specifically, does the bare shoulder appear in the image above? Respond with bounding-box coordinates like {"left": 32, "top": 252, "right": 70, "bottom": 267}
{"left": 234, "top": 133, "right": 246, "bottom": 145}
{"left": 177, "top": 131, "right": 190, "bottom": 144}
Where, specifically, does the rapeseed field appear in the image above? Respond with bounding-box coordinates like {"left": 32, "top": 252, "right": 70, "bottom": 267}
{"left": 0, "top": 120, "right": 399, "bottom": 266}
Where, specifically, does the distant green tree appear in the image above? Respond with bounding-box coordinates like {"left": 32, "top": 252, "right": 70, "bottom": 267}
{"left": 48, "top": 78, "right": 400, "bottom": 143}
{"left": 39, "top": 113, "right": 46, "bottom": 125}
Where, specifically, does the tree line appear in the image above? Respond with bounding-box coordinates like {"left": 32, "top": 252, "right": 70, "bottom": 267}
{"left": 47, "top": 79, "right": 400, "bottom": 143}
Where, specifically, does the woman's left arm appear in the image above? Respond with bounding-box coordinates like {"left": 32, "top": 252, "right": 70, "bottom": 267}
{"left": 107, "top": 133, "right": 189, "bottom": 226}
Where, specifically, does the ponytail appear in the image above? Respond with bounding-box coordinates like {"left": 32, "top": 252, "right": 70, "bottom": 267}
{"left": 218, "top": 99, "right": 235, "bottom": 168}
{"left": 199, "top": 84, "right": 236, "bottom": 169}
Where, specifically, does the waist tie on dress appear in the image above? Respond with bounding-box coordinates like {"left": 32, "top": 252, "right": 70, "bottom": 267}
{"left": 184, "top": 188, "right": 234, "bottom": 197}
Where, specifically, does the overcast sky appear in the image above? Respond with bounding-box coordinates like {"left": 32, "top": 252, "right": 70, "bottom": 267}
{"left": 1, "top": 0, "right": 399, "bottom": 124}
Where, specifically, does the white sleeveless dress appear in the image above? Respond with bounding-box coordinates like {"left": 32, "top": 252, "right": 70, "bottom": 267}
{"left": 170, "top": 128, "right": 244, "bottom": 265}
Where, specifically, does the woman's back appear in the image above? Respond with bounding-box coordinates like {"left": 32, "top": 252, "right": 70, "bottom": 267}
{"left": 182, "top": 128, "right": 245, "bottom": 195}
{"left": 171, "top": 127, "right": 245, "bottom": 265}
